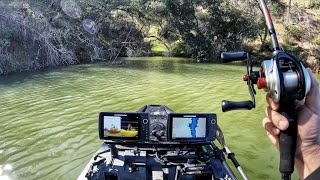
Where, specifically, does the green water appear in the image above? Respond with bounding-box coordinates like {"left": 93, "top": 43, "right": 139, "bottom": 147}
{"left": 0, "top": 57, "right": 319, "bottom": 180}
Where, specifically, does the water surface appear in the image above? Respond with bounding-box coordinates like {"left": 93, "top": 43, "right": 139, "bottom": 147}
{"left": 0, "top": 57, "right": 319, "bottom": 179}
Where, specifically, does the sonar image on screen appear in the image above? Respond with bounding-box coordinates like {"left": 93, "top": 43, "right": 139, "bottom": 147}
{"left": 172, "top": 117, "right": 206, "bottom": 139}
{"left": 103, "top": 115, "right": 139, "bottom": 139}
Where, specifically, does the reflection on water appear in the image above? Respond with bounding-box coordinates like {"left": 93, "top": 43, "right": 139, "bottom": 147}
{"left": 0, "top": 164, "right": 13, "bottom": 180}
{"left": 0, "top": 57, "right": 319, "bottom": 180}
{"left": 0, "top": 176, "right": 10, "bottom": 180}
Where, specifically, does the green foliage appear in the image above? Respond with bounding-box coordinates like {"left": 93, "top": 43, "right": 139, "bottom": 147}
{"left": 308, "top": 1, "right": 320, "bottom": 9}
{"left": 151, "top": 41, "right": 167, "bottom": 53}
{"left": 0, "top": 21, "right": 13, "bottom": 47}
{"left": 160, "top": 0, "right": 259, "bottom": 62}
{"left": 268, "top": 0, "right": 286, "bottom": 18}
{"left": 285, "top": 25, "right": 304, "bottom": 41}
{"left": 0, "top": 39, "right": 10, "bottom": 47}
{"left": 71, "top": 0, "right": 260, "bottom": 62}
{"left": 172, "top": 41, "right": 190, "bottom": 57}
{"left": 312, "top": 34, "right": 320, "bottom": 46}
{"left": 6, "top": 0, "right": 318, "bottom": 73}
{"left": 282, "top": 42, "right": 303, "bottom": 53}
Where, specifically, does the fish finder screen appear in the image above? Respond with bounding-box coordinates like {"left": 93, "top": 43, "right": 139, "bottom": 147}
{"left": 103, "top": 114, "right": 139, "bottom": 139}
{"left": 172, "top": 117, "right": 206, "bottom": 139}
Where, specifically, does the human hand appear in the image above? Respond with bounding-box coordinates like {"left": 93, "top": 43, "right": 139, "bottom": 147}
{"left": 262, "top": 69, "right": 320, "bottom": 179}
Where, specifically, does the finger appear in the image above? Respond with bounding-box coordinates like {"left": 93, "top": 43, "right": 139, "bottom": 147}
{"left": 266, "top": 93, "right": 279, "bottom": 111}
{"left": 262, "top": 117, "right": 280, "bottom": 136}
{"left": 265, "top": 106, "right": 289, "bottom": 130}
{"left": 295, "top": 99, "right": 305, "bottom": 112}
{"left": 307, "top": 68, "right": 319, "bottom": 90}
{"left": 305, "top": 68, "right": 320, "bottom": 108}
{"left": 267, "top": 131, "right": 279, "bottom": 150}
{"left": 295, "top": 99, "right": 304, "bottom": 107}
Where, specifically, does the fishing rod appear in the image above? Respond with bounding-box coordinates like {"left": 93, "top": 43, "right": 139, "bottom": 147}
{"left": 215, "top": 125, "right": 249, "bottom": 180}
{"left": 220, "top": 1, "right": 312, "bottom": 180}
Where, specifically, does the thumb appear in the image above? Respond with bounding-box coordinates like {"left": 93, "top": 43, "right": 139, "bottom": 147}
{"left": 305, "top": 68, "right": 320, "bottom": 109}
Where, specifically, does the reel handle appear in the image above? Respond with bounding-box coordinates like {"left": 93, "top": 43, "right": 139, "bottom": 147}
{"left": 278, "top": 101, "right": 297, "bottom": 179}
{"left": 221, "top": 51, "right": 247, "bottom": 63}
{"left": 221, "top": 100, "right": 254, "bottom": 112}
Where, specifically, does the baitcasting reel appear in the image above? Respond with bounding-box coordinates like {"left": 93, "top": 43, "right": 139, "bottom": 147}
{"left": 220, "top": 0, "right": 311, "bottom": 180}
{"left": 221, "top": 51, "right": 311, "bottom": 112}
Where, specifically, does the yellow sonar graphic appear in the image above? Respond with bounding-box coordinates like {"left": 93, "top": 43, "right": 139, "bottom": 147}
{"left": 120, "top": 129, "right": 138, "bottom": 137}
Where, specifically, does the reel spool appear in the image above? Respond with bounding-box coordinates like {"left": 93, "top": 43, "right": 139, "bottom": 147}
{"left": 250, "top": 52, "right": 311, "bottom": 103}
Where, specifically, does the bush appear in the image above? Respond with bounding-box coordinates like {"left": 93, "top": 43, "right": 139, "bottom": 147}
{"left": 285, "top": 25, "right": 303, "bottom": 41}
{"left": 172, "top": 41, "right": 191, "bottom": 57}
{"left": 309, "top": 1, "right": 320, "bottom": 9}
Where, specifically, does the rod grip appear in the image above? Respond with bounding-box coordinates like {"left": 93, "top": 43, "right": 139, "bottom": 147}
{"left": 221, "top": 51, "right": 247, "bottom": 63}
{"left": 221, "top": 100, "right": 254, "bottom": 112}
{"left": 278, "top": 102, "right": 297, "bottom": 176}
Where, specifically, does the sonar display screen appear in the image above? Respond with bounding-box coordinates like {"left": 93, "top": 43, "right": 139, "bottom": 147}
{"left": 103, "top": 114, "right": 139, "bottom": 139}
{"left": 172, "top": 117, "right": 206, "bottom": 139}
